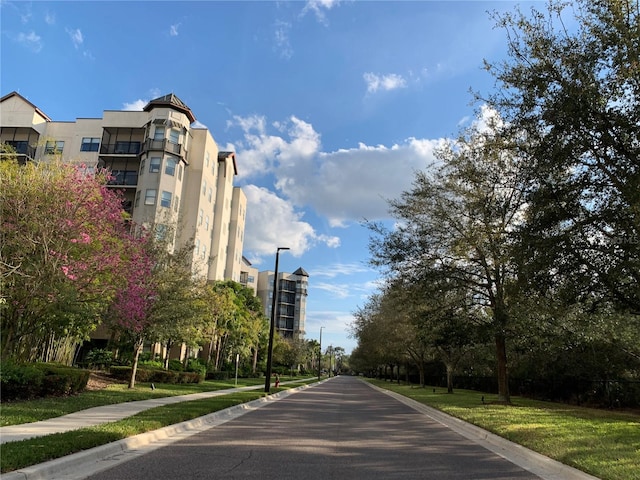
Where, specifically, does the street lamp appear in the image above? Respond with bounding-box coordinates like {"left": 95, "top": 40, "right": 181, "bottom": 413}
{"left": 318, "top": 326, "right": 324, "bottom": 380}
{"left": 264, "top": 247, "right": 289, "bottom": 393}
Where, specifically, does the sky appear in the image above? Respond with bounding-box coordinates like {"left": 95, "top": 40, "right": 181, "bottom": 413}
{"left": 1, "top": 0, "right": 539, "bottom": 354}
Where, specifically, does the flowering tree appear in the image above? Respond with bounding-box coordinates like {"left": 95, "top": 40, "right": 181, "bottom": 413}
{"left": 108, "top": 234, "right": 156, "bottom": 388}
{"left": 1, "top": 157, "right": 131, "bottom": 362}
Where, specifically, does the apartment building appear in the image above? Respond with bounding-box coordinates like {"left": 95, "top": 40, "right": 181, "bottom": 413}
{"left": 0, "top": 91, "right": 246, "bottom": 283}
{"left": 257, "top": 268, "right": 309, "bottom": 340}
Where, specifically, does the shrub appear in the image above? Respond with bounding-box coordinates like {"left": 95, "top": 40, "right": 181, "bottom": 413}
{"left": 110, "top": 366, "right": 203, "bottom": 384}
{"left": 167, "top": 359, "right": 184, "bottom": 371}
{"left": 0, "top": 362, "right": 89, "bottom": 401}
{"left": 84, "top": 349, "right": 114, "bottom": 370}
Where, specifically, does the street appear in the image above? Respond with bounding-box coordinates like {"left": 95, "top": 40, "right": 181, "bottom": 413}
{"left": 86, "top": 376, "right": 540, "bottom": 480}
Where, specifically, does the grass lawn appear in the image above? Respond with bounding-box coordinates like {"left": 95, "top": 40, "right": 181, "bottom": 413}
{"left": 0, "top": 377, "right": 316, "bottom": 473}
{"left": 0, "top": 377, "right": 268, "bottom": 426}
{"left": 369, "top": 379, "right": 640, "bottom": 480}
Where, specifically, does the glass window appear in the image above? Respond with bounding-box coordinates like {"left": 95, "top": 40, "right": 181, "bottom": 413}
{"left": 144, "top": 189, "right": 157, "bottom": 205}
{"left": 165, "top": 157, "right": 177, "bottom": 176}
{"left": 202, "top": 246, "right": 206, "bottom": 260}
{"left": 205, "top": 152, "right": 210, "bottom": 168}
{"left": 178, "top": 164, "right": 183, "bottom": 181}
{"left": 205, "top": 216, "right": 209, "bottom": 230}
{"left": 150, "top": 157, "right": 161, "bottom": 173}
{"left": 169, "top": 129, "right": 179, "bottom": 144}
{"left": 174, "top": 195, "right": 179, "bottom": 212}
{"left": 199, "top": 209, "right": 203, "bottom": 225}
{"left": 80, "top": 137, "right": 100, "bottom": 152}
{"left": 45, "top": 140, "right": 64, "bottom": 154}
{"left": 202, "top": 182, "right": 206, "bottom": 196}
{"left": 208, "top": 187, "right": 212, "bottom": 202}
{"left": 139, "top": 159, "right": 145, "bottom": 175}
{"left": 160, "top": 191, "right": 172, "bottom": 208}
{"left": 154, "top": 127, "right": 165, "bottom": 141}
{"left": 155, "top": 224, "right": 167, "bottom": 241}
{"left": 134, "top": 191, "right": 141, "bottom": 208}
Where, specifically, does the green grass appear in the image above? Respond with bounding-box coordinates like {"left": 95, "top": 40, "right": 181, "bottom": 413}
{"left": 0, "top": 377, "right": 268, "bottom": 426}
{"left": 0, "top": 377, "right": 315, "bottom": 473}
{"left": 369, "top": 379, "right": 640, "bottom": 480}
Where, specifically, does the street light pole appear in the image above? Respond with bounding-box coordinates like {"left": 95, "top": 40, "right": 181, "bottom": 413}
{"left": 264, "top": 247, "right": 289, "bottom": 393}
{"left": 318, "top": 326, "right": 324, "bottom": 380}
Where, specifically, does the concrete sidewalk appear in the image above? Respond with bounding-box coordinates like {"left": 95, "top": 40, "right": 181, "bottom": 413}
{"left": 0, "top": 383, "right": 279, "bottom": 444}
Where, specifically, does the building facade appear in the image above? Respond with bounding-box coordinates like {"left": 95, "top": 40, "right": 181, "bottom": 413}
{"left": 0, "top": 91, "right": 246, "bottom": 283}
{"left": 257, "top": 268, "right": 309, "bottom": 340}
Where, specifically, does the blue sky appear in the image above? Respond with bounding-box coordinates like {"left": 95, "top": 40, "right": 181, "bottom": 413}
{"left": 1, "top": 0, "right": 536, "bottom": 354}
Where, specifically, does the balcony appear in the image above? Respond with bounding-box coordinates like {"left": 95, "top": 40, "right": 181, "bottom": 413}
{"left": 107, "top": 170, "right": 139, "bottom": 187}
{"left": 142, "top": 138, "right": 186, "bottom": 158}
{"left": 100, "top": 141, "right": 141, "bottom": 155}
{"left": 3, "top": 141, "right": 36, "bottom": 163}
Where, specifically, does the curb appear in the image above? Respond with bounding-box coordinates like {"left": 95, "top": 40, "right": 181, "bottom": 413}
{"left": 367, "top": 382, "right": 601, "bottom": 480}
{"left": 3, "top": 382, "right": 319, "bottom": 480}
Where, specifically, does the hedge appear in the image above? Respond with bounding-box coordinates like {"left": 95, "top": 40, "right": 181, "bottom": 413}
{"left": 110, "top": 366, "right": 203, "bottom": 384}
{"left": 0, "top": 362, "right": 90, "bottom": 402}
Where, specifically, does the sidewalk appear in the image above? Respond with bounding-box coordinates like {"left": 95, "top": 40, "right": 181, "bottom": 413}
{"left": 0, "top": 383, "right": 274, "bottom": 444}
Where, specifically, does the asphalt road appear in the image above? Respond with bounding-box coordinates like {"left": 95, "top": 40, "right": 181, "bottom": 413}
{"left": 86, "top": 375, "right": 541, "bottom": 480}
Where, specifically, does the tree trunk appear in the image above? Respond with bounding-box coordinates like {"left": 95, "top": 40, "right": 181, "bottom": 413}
{"left": 163, "top": 340, "right": 173, "bottom": 369}
{"left": 252, "top": 346, "right": 258, "bottom": 374}
{"left": 495, "top": 332, "right": 510, "bottom": 403}
{"left": 446, "top": 364, "right": 454, "bottom": 393}
{"left": 129, "top": 337, "right": 144, "bottom": 389}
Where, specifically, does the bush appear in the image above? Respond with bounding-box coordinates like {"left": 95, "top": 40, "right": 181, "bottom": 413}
{"left": 167, "top": 359, "right": 184, "bottom": 371}
{"left": 0, "top": 361, "right": 90, "bottom": 401}
{"left": 84, "top": 349, "right": 114, "bottom": 370}
{"left": 110, "top": 366, "right": 203, "bottom": 384}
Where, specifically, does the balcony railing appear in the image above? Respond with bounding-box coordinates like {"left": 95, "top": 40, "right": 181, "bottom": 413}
{"left": 107, "top": 170, "right": 139, "bottom": 187}
{"left": 100, "top": 142, "right": 142, "bottom": 155}
{"left": 142, "top": 138, "right": 186, "bottom": 157}
{"left": 4, "top": 141, "right": 36, "bottom": 160}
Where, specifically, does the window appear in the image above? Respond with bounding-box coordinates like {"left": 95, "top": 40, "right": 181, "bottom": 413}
{"left": 154, "top": 127, "right": 165, "bottom": 141}
{"left": 178, "top": 164, "right": 183, "bottom": 181}
{"left": 165, "top": 157, "right": 177, "bottom": 176}
{"left": 155, "top": 224, "right": 167, "bottom": 241}
{"left": 199, "top": 209, "right": 203, "bottom": 225}
{"left": 139, "top": 159, "right": 145, "bottom": 175}
{"left": 174, "top": 195, "right": 179, "bottom": 212}
{"left": 202, "top": 182, "right": 206, "bottom": 196}
{"left": 208, "top": 187, "right": 212, "bottom": 202}
{"left": 205, "top": 216, "right": 209, "bottom": 230}
{"left": 201, "top": 246, "right": 206, "bottom": 260}
{"left": 169, "top": 129, "right": 179, "bottom": 144}
{"left": 150, "top": 157, "right": 161, "bottom": 173}
{"left": 205, "top": 152, "right": 210, "bottom": 168}
{"left": 160, "top": 191, "right": 172, "bottom": 208}
{"left": 144, "top": 189, "right": 157, "bottom": 205}
{"left": 135, "top": 191, "right": 141, "bottom": 208}
{"left": 80, "top": 137, "right": 100, "bottom": 152}
{"left": 195, "top": 239, "right": 200, "bottom": 256}
{"left": 45, "top": 140, "right": 64, "bottom": 154}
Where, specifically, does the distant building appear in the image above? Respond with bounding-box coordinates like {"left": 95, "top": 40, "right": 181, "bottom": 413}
{"left": 240, "top": 256, "right": 259, "bottom": 295}
{"left": 257, "top": 268, "right": 309, "bottom": 340}
{"left": 0, "top": 91, "right": 246, "bottom": 283}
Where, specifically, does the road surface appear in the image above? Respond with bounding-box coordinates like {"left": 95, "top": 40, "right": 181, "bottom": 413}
{"left": 87, "top": 375, "right": 541, "bottom": 480}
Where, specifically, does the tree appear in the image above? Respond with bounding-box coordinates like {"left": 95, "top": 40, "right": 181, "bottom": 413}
{"left": 368, "top": 117, "right": 528, "bottom": 402}
{"left": 1, "top": 158, "right": 132, "bottom": 362}
{"left": 482, "top": 0, "right": 640, "bottom": 314}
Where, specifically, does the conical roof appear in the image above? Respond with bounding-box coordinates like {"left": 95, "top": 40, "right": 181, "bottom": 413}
{"left": 293, "top": 267, "right": 309, "bottom": 277}
{"left": 143, "top": 93, "right": 195, "bottom": 123}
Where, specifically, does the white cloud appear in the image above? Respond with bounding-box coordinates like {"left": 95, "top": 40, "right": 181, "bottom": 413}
{"left": 170, "top": 23, "right": 180, "bottom": 36}
{"left": 122, "top": 99, "right": 147, "bottom": 111}
{"left": 274, "top": 20, "right": 293, "bottom": 59}
{"left": 228, "top": 114, "right": 443, "bottom": 228}
{"left": 301, "top": 0, "right": 340, "bottom": 24}
{"left": 16, "top": 31, "right": 42, "bottom": 52}
{"left": 66, "top": 28, "right": 83, "bottom": 49}
{"left": 311, "top": 263, "right": 371, "bottom": 278}
{"left": 363, "top": 72, "right": 407, "bottom": 93}
{"left": 44, "top": 12, "right": 56, "bottom": 25}
{"left": 242, "top": 185, "right": 340, "bottom": 263}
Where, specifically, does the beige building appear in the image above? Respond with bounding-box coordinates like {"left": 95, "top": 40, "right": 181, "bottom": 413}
{"left": 257, "top": 268, "right": 309, "bottom": 340}
{"left": 0, "top": 91, "right": 246, "bottom": 283}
